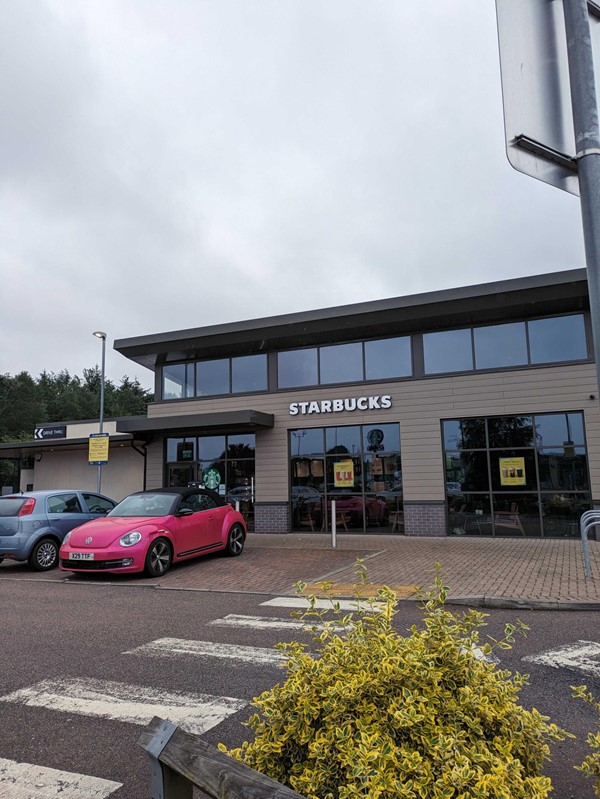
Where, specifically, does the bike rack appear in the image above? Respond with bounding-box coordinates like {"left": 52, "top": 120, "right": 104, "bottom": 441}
{"left": 579, "top": 509, "right": 599, "bottom": 579}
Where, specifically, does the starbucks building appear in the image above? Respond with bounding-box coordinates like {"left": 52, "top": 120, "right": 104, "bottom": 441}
{"left": 106, "top": 268, "right": 600, "bottom": 538}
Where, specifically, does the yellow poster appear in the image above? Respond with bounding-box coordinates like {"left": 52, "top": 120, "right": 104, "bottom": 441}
{"left": 499, "top": 456, "right": 525, "bottom": 486}
{"left": 334, "top": 459, "right": 354, "bottom": 488}
{"left": 89, "top": 433, "right": 109, "bottom": 464}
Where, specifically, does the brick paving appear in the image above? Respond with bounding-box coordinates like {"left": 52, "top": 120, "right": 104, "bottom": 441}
{"left": 2, "top": 534, "right": 599, "bottom": 606}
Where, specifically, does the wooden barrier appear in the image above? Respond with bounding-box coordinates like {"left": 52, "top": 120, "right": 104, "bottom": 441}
{"left": 138, "top": 716, "right": 307, "bottom": 799}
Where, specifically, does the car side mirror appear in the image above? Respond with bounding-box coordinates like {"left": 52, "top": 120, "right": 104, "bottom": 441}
{"left": 177, "top": 508, "right": 194, "bottom": 517}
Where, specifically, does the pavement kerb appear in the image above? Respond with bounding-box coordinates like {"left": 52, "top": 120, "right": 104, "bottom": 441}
{"left": 5, "top": 574, "right": 600, "bottom": 609}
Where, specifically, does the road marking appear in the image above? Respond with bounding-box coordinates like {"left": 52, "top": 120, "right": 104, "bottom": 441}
{"left": 523, "top": 640, "right": 600, "bottom": 678}
{"left": 0, "top": 756, "right": 121, "bottom": 798}
{"left": 207, "top": 614, "right": 343, "bottom": 631}
{"left": 261, "top": 597, "right": 383, "bottom": 612}
{"left": 0, "top": 678, "right": 245, "bottom": 735}
{"left": 124, "top": 637, "right": 284, "bottom": 666}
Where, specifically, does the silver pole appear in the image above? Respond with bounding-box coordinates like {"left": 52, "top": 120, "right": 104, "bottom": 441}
{"left": 563, "top": 0, "right": 600, "bottom": 398}
{"left": 331, "top": 499, "right": 337, "bottom": 549}
{"left": 93, "top": 332, "right": 107, "bottom": 494}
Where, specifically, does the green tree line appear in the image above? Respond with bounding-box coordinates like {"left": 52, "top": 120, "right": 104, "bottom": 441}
{"left": 0, "top": 368, "right": 153, "bottom": 442}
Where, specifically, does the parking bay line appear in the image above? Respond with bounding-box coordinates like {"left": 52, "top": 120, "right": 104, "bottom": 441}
{"left": 124, "top": 637, "right": 285, "bottom": 666}
{"left": 0, "top": 756, "right": 122, "bottom": 798}
{"left": 0, "top": 678, "right": 246, "bottom": 736}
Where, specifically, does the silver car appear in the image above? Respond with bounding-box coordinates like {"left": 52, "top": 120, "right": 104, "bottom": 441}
{"left": 0, "top": 489, "right": 116, "bottom": 571}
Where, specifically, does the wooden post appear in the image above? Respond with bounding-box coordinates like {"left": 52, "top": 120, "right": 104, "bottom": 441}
{"left": 139, "top": 717, "right": 306, "bottom": 799}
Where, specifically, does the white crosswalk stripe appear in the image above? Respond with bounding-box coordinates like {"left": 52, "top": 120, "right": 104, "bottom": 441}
{"left": 0, "top": 756, "right": 121, "bottom": 798}
{"left": 523, "top": 640, "right": 600, "bottom": 677}
{"left": 124, "top": 637, "right": 285, "bottom": 666}
{"left": 0, "top": 678, "right": 246, "bottom": 736}
{"left": 261, "top": 596, "right": 383, "bottom": 612}
{"left": 208, "top": 613, "right": 335, "bottom": 631}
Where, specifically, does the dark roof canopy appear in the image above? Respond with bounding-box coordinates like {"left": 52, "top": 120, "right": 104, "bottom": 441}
{"left": 114, "top": 269, "right": 589, "bottom": 370}
{"left": 116, "top": 410, "right": 274, "bottom": 438}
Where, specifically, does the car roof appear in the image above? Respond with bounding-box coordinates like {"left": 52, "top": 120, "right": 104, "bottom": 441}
{"left": 127, "top": 487, "right": 226, "bottom": 506}
{"left": 0, "top": 489, "right": 103, "bottom": 499}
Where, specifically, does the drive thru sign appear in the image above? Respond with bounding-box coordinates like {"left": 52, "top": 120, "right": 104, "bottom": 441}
{"left": 89, "top": 433, "right": 109, "bottom": 465}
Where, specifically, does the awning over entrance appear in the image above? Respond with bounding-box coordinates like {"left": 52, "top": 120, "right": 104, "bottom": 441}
{"left": 116, "top": 410, "right": 274, "bottom": 438}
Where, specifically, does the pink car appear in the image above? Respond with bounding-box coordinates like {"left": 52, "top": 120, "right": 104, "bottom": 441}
{"left": 59, "top": 487, "right": 246, "bottom": 577}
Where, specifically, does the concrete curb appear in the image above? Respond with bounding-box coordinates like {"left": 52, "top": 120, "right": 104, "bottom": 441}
{"left": 438, "top": 595, "right": 600, "bottom": 611}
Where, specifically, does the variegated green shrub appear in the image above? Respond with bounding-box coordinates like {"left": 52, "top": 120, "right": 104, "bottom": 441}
{"left": 573, "top": 685, "right": 600, "bottom": 795}
{"left": 222, "top": 568, "right": 571, "bottom": 799}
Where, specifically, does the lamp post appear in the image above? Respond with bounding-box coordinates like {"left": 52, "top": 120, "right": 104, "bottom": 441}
{"left": 93, "top": 331, "right": 107, "bottom": 493}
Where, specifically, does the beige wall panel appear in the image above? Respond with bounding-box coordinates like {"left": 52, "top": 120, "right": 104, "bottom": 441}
{"left": 146, "top": 363, "right": 600, "bottom": 504}
{"left": 32, "top": 448, "right": 143, "bottom": 501}
{"left": 66, "top": 420, "right": 120, "bottom": 438}
{"left": 145, "top": 441, "right": 164, "bottom": 489}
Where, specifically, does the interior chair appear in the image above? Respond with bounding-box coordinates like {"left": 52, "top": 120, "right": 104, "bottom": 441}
{"left": 494, "top": 503, "right": 525, "bottom": 535}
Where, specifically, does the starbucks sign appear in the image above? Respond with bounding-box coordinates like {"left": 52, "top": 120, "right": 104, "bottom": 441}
{"left": 203, "top": 467, "right": 221, "bottom": 490}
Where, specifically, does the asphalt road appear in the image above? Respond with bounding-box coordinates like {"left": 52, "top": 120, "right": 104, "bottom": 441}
{"left": 0, "top": 578, "right": 598, "bottom": 798}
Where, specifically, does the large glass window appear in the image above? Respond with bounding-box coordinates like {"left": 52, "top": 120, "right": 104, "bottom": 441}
{"left": 232, "top": 354, "right": 267, "bottom": 393}
{"left": 290, "top": 423, "right": 402, "bottom": 534}
{"left": 364, "top": 337, "right": 412, "bottom": 380}
{"left": 197, "top": 358, "right": 229, "bottom": 396}
{"left": 166, "top": 433, "right": 256, "bottom": 530}
{"left": 320, "top": 342, "right": 363, "bottom": 384}
{"left": 474, "top": 322, "right": 527, "bottom": 370}
{"left": 528, "top": 314, "right": 587, "bottom": 363}
{"left": 278, "top": 349, "right": 318, "bottom": 388}
{"left": 423, "top": 329, "right": 473, "bottom": 374}
{"left": 163, "top": 364, "right": 194, "bottom": 400}
{"left": 443, "top": 412, "right": 590, "bottom": 537}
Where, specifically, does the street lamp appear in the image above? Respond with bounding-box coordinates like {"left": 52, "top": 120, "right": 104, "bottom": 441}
{"left": 93, "top": 331, "right": 107, "bottom": 493}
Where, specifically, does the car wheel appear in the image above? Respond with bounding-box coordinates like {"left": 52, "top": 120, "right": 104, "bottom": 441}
{"left": 225, "top": 524, "right": 245, "bottom": 557}
{"left": 144, "top": 538, "right": 172, "bottom": 577}
{"left": 28, "top": 538, "right": 59, "bottom": 571}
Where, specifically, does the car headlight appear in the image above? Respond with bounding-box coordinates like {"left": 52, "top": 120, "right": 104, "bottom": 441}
{"left": 63, "top": 531, "right": 72, "bottom": 544}
{"left": 119, "top": 531, "right": 142, "bottom": 547}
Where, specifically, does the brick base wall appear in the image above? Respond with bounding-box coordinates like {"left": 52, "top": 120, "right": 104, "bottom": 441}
{"left": 254, "top": 502, "right": 290, "bottom": 534}
{"left": 403, "top": 502, "right": 447, "bottom": 536}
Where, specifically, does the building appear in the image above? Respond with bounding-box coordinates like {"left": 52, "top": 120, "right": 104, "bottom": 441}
{"left": 2, "top": 268, "right": 597, "bottom": 537}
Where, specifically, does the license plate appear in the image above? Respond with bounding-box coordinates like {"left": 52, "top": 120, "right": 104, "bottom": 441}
{"left": 69, "top": 552, "right": 95, "bottom": 560}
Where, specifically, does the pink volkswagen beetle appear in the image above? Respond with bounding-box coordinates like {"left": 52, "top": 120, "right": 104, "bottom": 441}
{"left": 59, "top": 487, "right": 246, "bottom": 577}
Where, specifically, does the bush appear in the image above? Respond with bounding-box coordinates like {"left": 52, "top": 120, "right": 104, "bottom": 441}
{"left": 221, "top": 565, "right": 571, "bottom": 799}
{"left": 573, "top": 685, "right": 600, "bottom": 795}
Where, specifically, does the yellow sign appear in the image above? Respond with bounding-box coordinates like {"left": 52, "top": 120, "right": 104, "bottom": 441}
{"left": 499, "top": 456, "right": 525, "bottom": 486}
{"left": 89, "top": 433, "right": 109, "bottom": 465}
{"left": 334, "top": 460, "right": 354, "bottom": 488}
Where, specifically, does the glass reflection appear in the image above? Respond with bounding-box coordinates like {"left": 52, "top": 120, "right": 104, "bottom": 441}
{"left": 320, "top": 342, "right": 363, "bottom": 384}
{"left": 474, "top": 322, "right": 527, "bottom": 370}
{"left": 364, "top": 337, "right": 412, "bottom": 380}
{"left": 231, "top": 354, "right": 267, "bottom": 393}
{"left": 291, "top": 428, "right": 324, "bottom": 457}
{"left": 489, "top": 450, "right": 537, "bottom": 492}
{"left": 537, "top": 448, "right": 588, "bottom": 491}
{"left": 423, "top": 328, "right": 473, "bottom": 374}
{"left": 535, "top": 412, "right": 585, "bottom": 447}
{"left": 528, "top": 314, "right": 587, "bottom": 364}
{"left": 198, "top": 436, "right": 226, "bottom": 462}
{"left": 326, "top": 426, "right": 361, "bottom": 455}
{"left": 487, "top": 416, "right": 534, "bottom": 448}
{"left": 197, "top": 359, "right": 229, "bottom": 396}
{"left": 443, "top": 419, "right": 486, "bottom": 450}
{"left": 363, "top": 424, "right": 400, "bottom": 453}
{"left": 278, "top": 348, "right": 318, "bottom": 388}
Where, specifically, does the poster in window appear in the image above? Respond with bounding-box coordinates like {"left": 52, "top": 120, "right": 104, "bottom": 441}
{"left": 499, "top": 457, "right": 526, "bottom": 486}
{"left": 334, "top": 460, "right": 354, "bottom": 488}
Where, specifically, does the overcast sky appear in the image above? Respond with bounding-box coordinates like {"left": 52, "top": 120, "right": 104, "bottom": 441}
{"left": 0, "top": 0, "right": 587, "bottom": 390}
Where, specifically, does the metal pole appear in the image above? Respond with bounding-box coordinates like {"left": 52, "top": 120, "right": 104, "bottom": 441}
{"left": 93, "top": 332, "right": 107, "bottom": 494}
{"left": 331, "top": 499, "right": 337, "bottom": 549}
{"left": 564, "top": 0, "right": 600, "bottom": 398}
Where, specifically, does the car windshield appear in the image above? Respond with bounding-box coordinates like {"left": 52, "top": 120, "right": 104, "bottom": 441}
{"left": 0, "top": 497, "right": 27, "bottom": 517}
{"left": 108, "top": 493, "right": 177, "bottom": 518}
